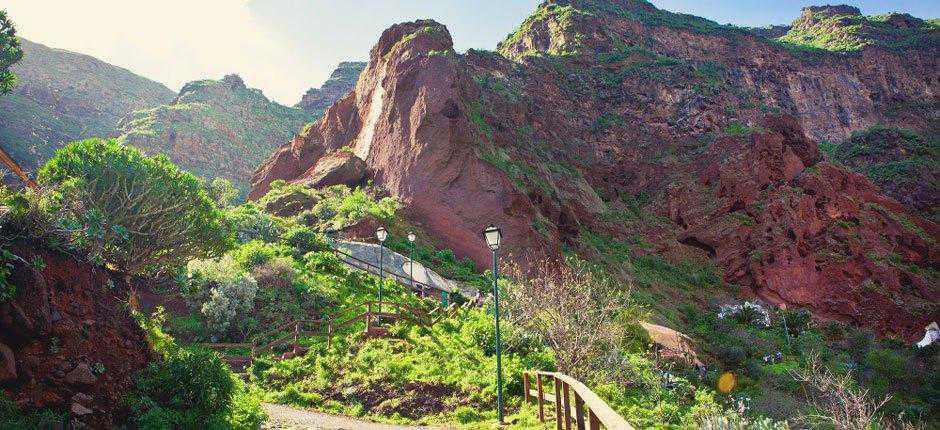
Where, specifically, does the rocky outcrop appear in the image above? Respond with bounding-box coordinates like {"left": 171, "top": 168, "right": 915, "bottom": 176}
{"left": 250, "top": 2, "right": 938, "bottom": 339}
{"left": 117, "top": 74, "right": 314, "bottom": 195}
{"left": 301, "top": 150, "right": 368, "bottom": 189}
{"left": 0, "top": 240, "right": 153, "bottom": 428}
{"left": 668, "top": 116, "right": 938, "bottom": 339}
{"left": 0, "top": 38, "right": 174, "bottom": 179}
{"left": 297, "top": 62, "right": 366, "bottom": 116}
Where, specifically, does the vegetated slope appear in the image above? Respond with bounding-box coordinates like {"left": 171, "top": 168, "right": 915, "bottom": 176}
{"left": 116, "top": 74, "right": 312, "bottom": 195}
{"left": 297, "top": 62, "right": 366, "bottom": 117}
{"left": 0, "top": 38, "right": 174, "bottom": 177}
{"left": 776, "top": 5, "right": 939, "bottom": 52}
{"left": 251, "top": 0, "right": 938, "bottom": 341}
{"left": 821, "top": 125, "right": 938, "bottom": 219}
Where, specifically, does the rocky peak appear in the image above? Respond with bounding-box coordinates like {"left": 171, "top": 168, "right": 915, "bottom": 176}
{"left": 296, "top": 62, "right": 365, "bottom": 116}
{"left": 372, "top": 20, "right": 454, "bottom": 61}
{"left": 175, "top": 74, "right": 268, "bottom": 105}
{"left": 802, "top": 4, "right": 862, "bottom": 19}
{"left": 221, "top": 73, "right": 247, "bottom": 90}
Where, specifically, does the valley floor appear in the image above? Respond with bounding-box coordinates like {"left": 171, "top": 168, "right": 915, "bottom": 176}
{"left": 261, "top": 403, "right": 450, "bottom": 430}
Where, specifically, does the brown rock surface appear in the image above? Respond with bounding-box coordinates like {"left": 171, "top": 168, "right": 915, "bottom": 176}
{"left": 0, "top": 240, "right": 153, "bottom": 428}
{"left": 301, "top": 150, "right": 368, "bottom": 189}
{"left": 250, "top": 3, "right": 938, "bottom": 339}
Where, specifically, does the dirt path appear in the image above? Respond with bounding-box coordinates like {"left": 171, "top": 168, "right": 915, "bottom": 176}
{"left": 261, "top": 403, "right": 448, "bottom": 430}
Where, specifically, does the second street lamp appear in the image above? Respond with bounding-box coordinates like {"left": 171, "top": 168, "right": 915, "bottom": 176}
{"left": 376, "top": 226, "right": 388, "bottom": 315}
{"left": 482, "top": 224, "right": 504, "bottom": 424}
{"left": 407, "top": 232, "right": 417, "bottom": 295}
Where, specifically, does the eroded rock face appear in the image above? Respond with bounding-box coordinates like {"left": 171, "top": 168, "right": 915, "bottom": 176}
{"left": 0, "top": 241, "right": 152, "bottom": 428}
{"left": 251, "top": 3, "right": 938, "bottom": 339}
{"left": 667, "top": 116, "right": 938, "bottom": 340}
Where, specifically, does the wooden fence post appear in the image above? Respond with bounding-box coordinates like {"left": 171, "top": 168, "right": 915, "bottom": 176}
{"left": 563, "top": 382, "right": 572, "bottom": 430}
{"left": 523, "top": 372, "right": 531, "bottom": 404}
{"left": 574, "top": 392, "right": 585, "bottom": 430}
{"left": 589, "top": 410, "right": 600, "bottom": 430}
{"left": 554, "top": 376, "right": 563, "bottom": 430}
{"left": 537, "top": 373, "right": 545, "bottom": 422}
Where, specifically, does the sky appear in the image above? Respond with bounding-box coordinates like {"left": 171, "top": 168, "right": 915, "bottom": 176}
{"left": 4, "top": 0, "right": 937, "bottom": 105}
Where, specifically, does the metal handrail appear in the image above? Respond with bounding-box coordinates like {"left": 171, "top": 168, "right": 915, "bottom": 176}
{"left": 523, "top": 370, "right": 635, "bottom": 430}
{"left": 332, "top": 247, "right": 440, "bottom": 293}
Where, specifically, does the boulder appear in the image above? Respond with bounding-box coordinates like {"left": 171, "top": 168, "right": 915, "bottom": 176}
{"left": 299, "top": 150, "right": 367, "bottom": 189}
{"left": 65, "top": 362, "right": 97, "bottom": 386}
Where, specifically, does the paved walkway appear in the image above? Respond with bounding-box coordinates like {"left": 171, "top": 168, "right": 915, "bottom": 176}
{"left": 261, "top": 403, "right": 447, "bottom": 430}
{"left": 335, "top": 241, "right": 479, "bottom": 298}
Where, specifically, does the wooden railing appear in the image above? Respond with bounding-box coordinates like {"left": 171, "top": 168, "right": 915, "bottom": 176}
{"left": 202, "top": 299, "right": 467, "bottom": 371}
{"left": 523, "top": 371, "right": 635, "bottom": 430}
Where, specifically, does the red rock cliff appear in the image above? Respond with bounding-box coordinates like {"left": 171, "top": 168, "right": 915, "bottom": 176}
{"left": 251, "top": 3, "right": 938, "bottom": 339}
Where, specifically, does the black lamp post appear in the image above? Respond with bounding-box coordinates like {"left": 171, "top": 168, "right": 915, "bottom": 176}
{"left": 407, "top": 232, "right": 417, "bottom": 294}
{"left": 483, "top": 224, "right": 504, "bottom": 424}
{"left": 376, "top": 226, "right": 388, "bottom": 314}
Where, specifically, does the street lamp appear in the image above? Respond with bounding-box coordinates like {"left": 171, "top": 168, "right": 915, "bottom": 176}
{"left": 407, "top": 232, "right": 417, "bottom": 294}
{"left": 376, "top": 226, "right": 388, "bottom": 314}
{"left": 482, "top": 224, "right": 504, "bottom": 424}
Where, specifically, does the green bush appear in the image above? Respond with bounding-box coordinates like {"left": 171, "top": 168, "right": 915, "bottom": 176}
{"left": 0, "top": 395, "right": 62, "bottom": 429}
{"left": 0, "top": 248, "right": 16, "bottom": 303}
{"left": 184, "top": 256, "right": 258, "bottom": 337}
{"left": 230, "top": 240, "right": 290, "bottom": 269}
{"left": 131, "top": 309, "right": 265, "bottom": 429}
{"left": 129, "top": 347, "right": 235, "bottom": 428}
{"left": 225, "top": 203, "right": 287, "bottom": 244}
{"left": 280, "top": 225, "right": 329, "bottom": 257}
{"left": 37, "top": 138, "right": 233, "bottom": 276}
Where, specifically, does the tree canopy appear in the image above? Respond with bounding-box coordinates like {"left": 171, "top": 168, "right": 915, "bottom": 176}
{"left": 0, "top": 9, "right": 23, "bottom": 94}
{"left": 38, "top": 138, "right": 234, "bottom": 276}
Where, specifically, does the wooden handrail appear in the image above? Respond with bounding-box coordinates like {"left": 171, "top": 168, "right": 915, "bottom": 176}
{"left": 523, "top": 371, "right": 634, "bottom": 430}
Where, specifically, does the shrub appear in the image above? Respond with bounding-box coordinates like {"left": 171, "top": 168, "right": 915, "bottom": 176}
{"left": 0, "top": 248, "right": 16, "bottom": 303}
{"left": 37, "top": 139, "right": 233, "bottom": 276}
{"left": 225, "top": 203, "right": 286, "bottom": 244}
{"left": 184, "top": 256, "right": 258, "bottom": 337}
{"left": 252, "top": 256, "right": 297, "bottom": 290}
{"left": 502, "top": 256, "right": 646, "bottom": 383}
{"left": 206, "top": 177, "right": 240, "bottom": 208}
{"left": 129, "top": 347, "right": 235, "bottom": 428}
{"left": 280, "top": 225, "right": 329, "bottom": 257}
{"left": 230, "top": 240, "right": 290, "bottom": 269}
{"left": 131, "top": 310, "right": 265, "bottom": 429}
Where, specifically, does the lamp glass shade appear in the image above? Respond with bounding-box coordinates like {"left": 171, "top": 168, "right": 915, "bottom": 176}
{"left": 407, "top": 232, "right": 416, "bottom": 243}
{"left": 376, "top": 226, "right": 388, "bottom": 242}
{"left": 483, "top": 225, "right": 501, "bottom": 250}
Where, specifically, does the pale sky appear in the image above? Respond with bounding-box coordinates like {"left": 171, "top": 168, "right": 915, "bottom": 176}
{"left": 4, "top": 1, "right": 937, "bottom": 105}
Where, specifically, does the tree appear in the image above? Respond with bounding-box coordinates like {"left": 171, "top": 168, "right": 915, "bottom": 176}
{"left": 38, "top": 138, "right": 234, "bottom": 277}
{"left": 0, "top": 9, "right": 23, "bottom": 94}
{"left": 501, "top": 256, "right": 647, "bottom": 383}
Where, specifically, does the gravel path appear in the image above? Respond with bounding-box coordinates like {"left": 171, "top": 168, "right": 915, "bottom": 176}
{"left": 261, "top": 403, "right": 448, "bottom": 430}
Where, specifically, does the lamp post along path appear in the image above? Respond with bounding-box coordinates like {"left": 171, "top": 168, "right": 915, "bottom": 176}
{"left": 376, "top": 227, "right": 388, "bottom": 315}
{"left": 408, "top": 232, "right": 417, "bottom": 295}
{"left": 483, "top": 224, "right": 504, "bottom": 424}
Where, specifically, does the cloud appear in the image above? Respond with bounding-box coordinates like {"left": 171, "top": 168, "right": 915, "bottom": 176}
{"left": 4, "top": 0, "right": 312, "bottom": 104}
